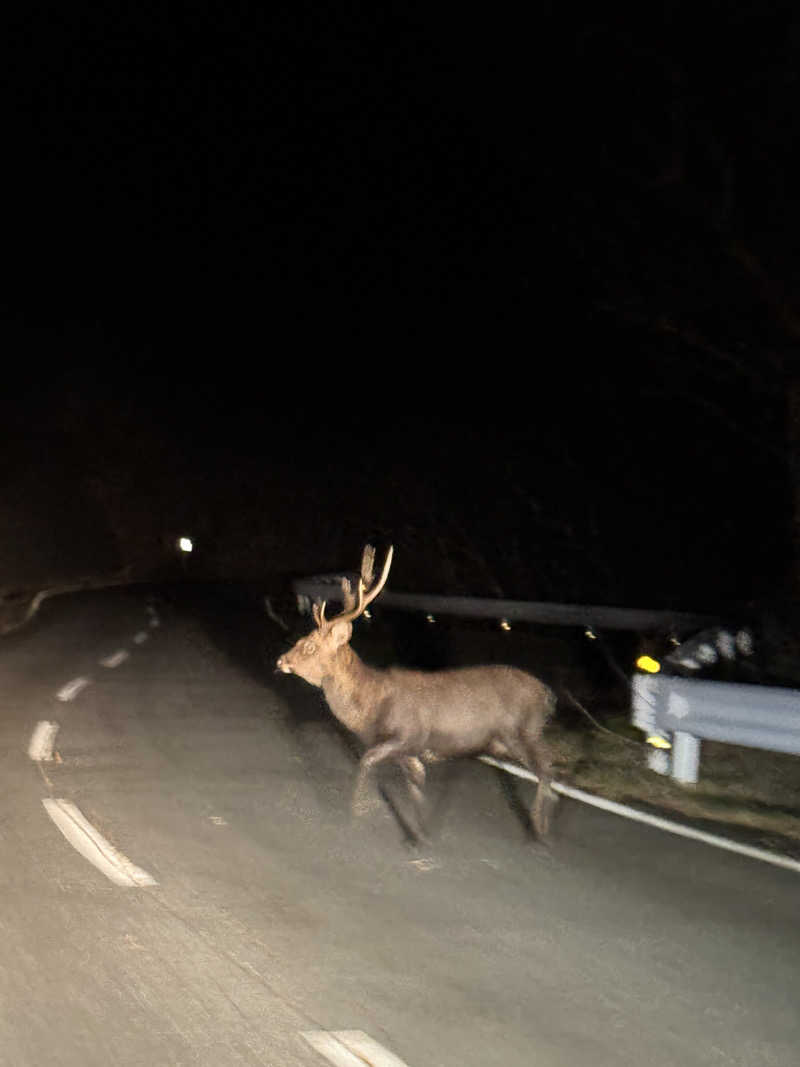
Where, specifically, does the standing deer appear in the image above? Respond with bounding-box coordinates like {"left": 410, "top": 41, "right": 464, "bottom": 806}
{"left": 276, "top": 546, "right": 557, "bottom": 842}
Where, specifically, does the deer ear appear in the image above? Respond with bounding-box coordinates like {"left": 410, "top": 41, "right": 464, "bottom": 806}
{"left": 328, "top": 619, "right": 352, "bottom": 648}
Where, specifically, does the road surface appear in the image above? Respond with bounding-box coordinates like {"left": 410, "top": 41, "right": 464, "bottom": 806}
{"left": 1, "top": 588, "right": 797, "bottom": 1066}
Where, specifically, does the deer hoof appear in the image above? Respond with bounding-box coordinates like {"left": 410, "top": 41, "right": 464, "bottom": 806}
{"left": 351, "top": 790, "right": 377, "bottom": 817}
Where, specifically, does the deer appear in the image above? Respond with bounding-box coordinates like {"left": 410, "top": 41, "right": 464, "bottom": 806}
{"left": 276, "top": 545, "right": 558, "bottom": 844}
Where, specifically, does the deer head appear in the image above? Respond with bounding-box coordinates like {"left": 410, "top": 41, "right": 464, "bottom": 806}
{"left": 276, "top": 545, "right": 393, "bottom": 687}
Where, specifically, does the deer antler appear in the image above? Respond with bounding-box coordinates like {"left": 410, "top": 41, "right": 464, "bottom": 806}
{"left": 313, "top": 575, "right": 358, "bottom": 629}
{"left": 316, "top": 545, "right": 393, "bottom": 629}
{"left": 360, "top": 544, "right": 375, "bottom": 588}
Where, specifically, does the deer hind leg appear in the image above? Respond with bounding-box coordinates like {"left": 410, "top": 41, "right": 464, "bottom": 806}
{"left": 497, "top": 730, "right": 556, "bottom": 840}
{"left": 523, "top": 734, "right": 557, "bottom": 840}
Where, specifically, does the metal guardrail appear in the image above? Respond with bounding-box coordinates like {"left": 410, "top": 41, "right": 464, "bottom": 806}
{"left": 292, "top": 577, "right": 717, "bottom": 633}
{"left": 0, "top": 572, "right": 137, "bottom": 636}
{"left": 632, "top": 673, "right": 800, "bottom": 783}
{"left": 293, "top": 574, "right": 800, "bottom": 794}
{"left": 294, "top": 574, "right": 799, "bottom": 787}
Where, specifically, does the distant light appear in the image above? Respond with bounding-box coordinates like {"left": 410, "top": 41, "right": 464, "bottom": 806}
{"left": 177, "top": 537, "right": 193, "bottom": 553}
{"left": 499, "top": 619, "right": 511, "bottom": 631}
{"left": 426, "top": 614, "right": 436, "bottom": 624}
{"left": 363, "top": 609, "right": 372, "bottom": 620}
{"left": 584, "top": 628, "right": 597, "bottom": 640}
{"left": 647, "top": 735, "right": 672, "bottom": 750}
{"left": 636, "top": 655, "right": 661, "bottom": 674}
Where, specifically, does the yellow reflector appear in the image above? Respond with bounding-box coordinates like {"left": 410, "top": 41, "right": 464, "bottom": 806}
{"left": 636, "top": 655, "right": 661, "bottom": 673}
{"left": 647, "top": 735, "right": 672, "bottom": 749}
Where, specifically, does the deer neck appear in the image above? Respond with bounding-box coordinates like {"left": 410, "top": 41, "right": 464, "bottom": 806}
{"left": 321, "top": 645, "right": 380, "bottom": 736}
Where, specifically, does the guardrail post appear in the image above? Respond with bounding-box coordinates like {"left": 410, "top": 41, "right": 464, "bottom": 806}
{"left": 672, "top": 731, "right": 700, "bottom": 784}
{"left": 647, "top": 747, "right": 670, "bottom": 775}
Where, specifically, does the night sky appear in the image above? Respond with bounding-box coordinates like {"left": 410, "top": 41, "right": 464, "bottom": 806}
{"left": 3, "top": 5, "right": 798, "bottom": 611}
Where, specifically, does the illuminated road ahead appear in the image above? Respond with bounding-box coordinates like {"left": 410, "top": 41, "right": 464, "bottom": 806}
{"left": 1, "top": 589, "right": 798, "bottom": 1066}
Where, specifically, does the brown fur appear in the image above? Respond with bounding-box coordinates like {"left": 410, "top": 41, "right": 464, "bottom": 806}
{"left": 277, "top": 617, "right": 557, "bottom": 842}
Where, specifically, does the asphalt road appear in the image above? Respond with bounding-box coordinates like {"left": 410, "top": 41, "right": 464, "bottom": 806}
{"left": 1, "top": 589, "right": 798, "bottom": 1067}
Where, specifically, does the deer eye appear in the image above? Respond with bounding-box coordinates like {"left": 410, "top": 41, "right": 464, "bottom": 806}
{"left": 303, "top": 640, "right": 317, "bottom": 655}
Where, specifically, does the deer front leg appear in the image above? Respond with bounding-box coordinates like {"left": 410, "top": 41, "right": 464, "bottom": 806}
{"left": 352, "top": 737, "right": 411, "bottom": 816}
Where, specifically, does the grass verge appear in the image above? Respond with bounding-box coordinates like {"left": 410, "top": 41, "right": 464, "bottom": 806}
{"left": 548, "top": 716, "right": 800, "bottom": 858}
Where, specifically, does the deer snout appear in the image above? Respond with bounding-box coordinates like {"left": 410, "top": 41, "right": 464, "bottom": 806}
{"left": 276, "top": 654, "right": 293, "bottom": 674}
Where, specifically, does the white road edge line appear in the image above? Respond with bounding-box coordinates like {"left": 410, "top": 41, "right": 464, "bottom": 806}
{"left": 42, "top": 799, "right": 158, "bottom": 887}
{"left": 100, "top": 649, "right": 130, "bottom": 668}
{"left": 28, "top": 721, "right": 59, "bottom": 761}
{"left": 301, "top": 1030, "right": 410, "bottom": 1067}
{"left": 132, "top": 631, "right": 149, "bottom": 645}
{"left": 56, "top": 677, "right": 91, "bottom": 702}
{"left": 478, "top": 755, "right": 800, "bottom": 875}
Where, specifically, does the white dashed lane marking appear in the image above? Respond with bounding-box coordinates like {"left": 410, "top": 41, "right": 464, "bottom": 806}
{"left": 56, "top": 677, "right": 91, "bottom": 702}
{"left": 28, "top": 720, "right": 59, "bottom": 761}
{"left": 36, "top": 602, "right": 163, "bottom": 888}
{"left": 99, "top": 649, "right": 130, "bottom": 668}
{"left": 301, "top": 1031, "right": 410, "bottom": 1066}
{"left": 42, "top": 799, "right": 158, "bottom": 887}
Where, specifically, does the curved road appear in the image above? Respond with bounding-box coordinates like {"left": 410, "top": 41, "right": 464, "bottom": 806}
{"left": 1, "top": 589, "right": 797, "bottom": 1066}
